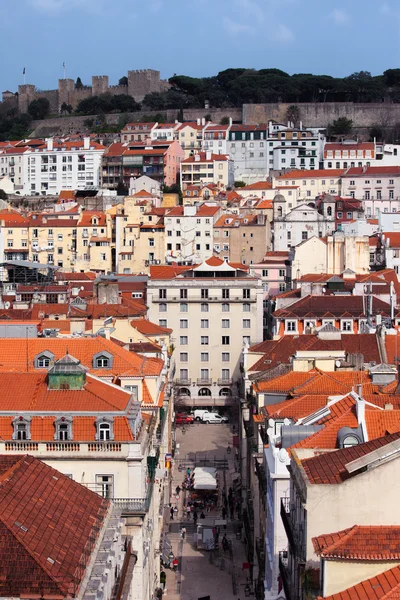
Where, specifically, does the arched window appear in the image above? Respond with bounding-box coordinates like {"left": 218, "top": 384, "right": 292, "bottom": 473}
{"left": 38, "top": 356, "right": 51, "bottom": 368}
{"left": 219, "top": 387, "right": 231, "bottom": 397}
{"left": 55, "top": 416, "right": 73, "bottom": 441}
{"left": 277, "top": 206, "right": 283, "bottom": 218}
{"left": 327, "top": 206, "right": 332, "bottom": 216}
{"left": 198, "top": 387, "right": 212, "bottom": 397}
{"left": 16, "top": 422, "right": 27, "bottom": 440}
{"left": 99, "top": 423, "right": 110, "bottom": 441}
{"left": 179, "top": 388, "right": 191, "bottom": 396}
{"left": 343, "top": 435, "right": 359, "bottom": 448}
{"left": 34, "top": 351, "right": 55, "bottom": 369}
{"left": 12, "top": 416, "right": 32, "bottom": 441}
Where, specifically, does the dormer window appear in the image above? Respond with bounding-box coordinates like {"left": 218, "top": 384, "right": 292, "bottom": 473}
{"left": 93, "top": 351, "right": 113, "bottom": 370}
{"left": 12, "top": 416, "right": 32, "bottom": 440}
{"left": 95, "top": 417, "right": 114, "bottom": 441}
{"left": 55, "top": 416, "right": 73, "bottom": 441}
{"left": 34, "top": 351, "right": 55, "bottom": 369}
{"left": 92, "top": 217, "right": 98, "bottom": 225}
{"left": 38, "top": 356, "right": 50, "bottom": 368}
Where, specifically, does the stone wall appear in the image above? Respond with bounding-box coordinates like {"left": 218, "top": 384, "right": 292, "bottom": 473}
{"left": 35, "top": 89, "right": 59, "bottom": 113}
{"left": 243, "top": 102, "right": 400, "bottom": 128}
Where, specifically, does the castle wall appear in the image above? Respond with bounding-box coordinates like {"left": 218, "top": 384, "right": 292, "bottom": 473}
{"left": 92, "top": 75, "right": 109, "bottom": 96}
{"left": 242, "top": 102, "right": 400, "bottom": 128}
{"left": 35, "top": 89, "right": 59, "bottom": 113}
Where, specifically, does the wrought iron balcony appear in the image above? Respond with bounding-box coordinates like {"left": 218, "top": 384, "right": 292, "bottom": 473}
{"left": 217, "top": 378, "right": 233, "bottom": 386}
{"left": 175, "top": 378, "right": 191, "bottom": 386}
{"left": 197, "top": 378, "right": 212, "bottom": 385}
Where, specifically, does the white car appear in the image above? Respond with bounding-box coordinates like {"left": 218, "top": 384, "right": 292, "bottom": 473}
{"left": 202, "top": 413, "right": 229, "bottom": 424}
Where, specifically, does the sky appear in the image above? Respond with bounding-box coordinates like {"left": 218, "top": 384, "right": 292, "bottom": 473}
{"left": 1, "top": 0, "right": 399, "bottom": 92}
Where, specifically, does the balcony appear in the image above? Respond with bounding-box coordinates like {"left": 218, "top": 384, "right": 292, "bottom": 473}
{"left": 197, "top": 378, "right": 212, "bottom": 386}
{"left": 255, "top": 538, "right": 265, "bottom": 577}
{"left": 152, "top": 296, "right": 256, "bottom": 303}
{"left": 279, "top": 551, "right": 292, "bottom": 600}
{"left": 175, "top": 378, "right": 191, "bottom": 386}
{"left": 281, "top": 497, "right": 296, "bottom": 552}
{"left": 217, "top": 378, "right": 233, "bottom": 386}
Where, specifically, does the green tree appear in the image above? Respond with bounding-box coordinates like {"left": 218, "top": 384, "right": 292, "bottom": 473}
{"left": 142, "top": 92, "right": 166, "bottom": 110}
{"left": 329, "top": 117, "right": 353, "bottom": 136}
{"left": 75, "top": 77, "right": 83, "bottom": 89}
{"left": 118, "top": 76, "right": 128, "bottom": 86}
{"left": 60, "top": 102, "right": 72, "bottom": 115}
{"left": 369, "top": 126, "right": 384, "bottom": 141}
{"left": 28, "top": 97, "right": 50, "bottom": 119}
{"left": 234, "top": 181, "right": 246, "bottom": 188}
{"left": 220, "top": 116, "right": 230, "bottom": 125}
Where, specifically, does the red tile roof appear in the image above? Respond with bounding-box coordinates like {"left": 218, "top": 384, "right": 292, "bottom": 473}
{"left": 0, "top": 454, "right": 108, "bottom": 597}
{"left": 240, "top": 181, "right": 273, "bottom": 191}
{"left": 318, "top": 563, "right": 400, "bottom": 599}
{"left": 313, "top": 525, "right": 400, "bottom": 560}
{"left": 324, "top": 142, "right": 374, "bottom": 152}
{"left": 273, "top": 295, "right": 396, "bottom": 319}
{"left": 131, "top": 318, "right": 172, "bottom": 335}
{"left": 343, "top": 166, "right": 400, "bottom": 177}
{"left": 298, "top": 431, "right": 400, "bottom": 484}
{"left": 277, "top": 169, "right": 344, "bottom": 180}
{"left": 182, "top": 152, "right": 230, "bottom": 163}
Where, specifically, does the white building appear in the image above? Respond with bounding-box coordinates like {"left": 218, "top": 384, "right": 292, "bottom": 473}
{"left": 180, "top": 152, "right": 234, "bottom": 188}
{"left": 267, "top": 121, "right": 325, "bottom": 172}
{"left": 11, "top": 137, "right": 106, "bottom": 196}
{"left": 272, "top": 194, "right": 336, "bottom": 252}
{"left": 341, "top": 166, "right": 400, "bottom": 216}
{"left": 274, "top": 169, "right": 344, "bottom": 202}
{"left": 227, "top": 124, "right": 269, "bottom": 183}
{"left": 203, "top": 123, "right": 231, "bottom": 155}
{"left": 150, "top": 121, "right": 181, "bottom": 142}
{"left": 147, "top": 257, "right": 264, "bottom": 407}
{"left": 164, "top": 204, "right": 221, "bottom": 264}
{"left": 323, "top": 140, "right": 375, "bottom": 170}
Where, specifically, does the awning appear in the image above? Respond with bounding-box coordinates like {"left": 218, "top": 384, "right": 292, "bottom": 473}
{"left": 193, "top": 466, "right": 217, "bottom": 490}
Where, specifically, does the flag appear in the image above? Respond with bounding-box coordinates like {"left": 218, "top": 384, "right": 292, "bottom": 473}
{"left": 22, "top": 67, "right": 25, "bottom": 75}
{"left": 63, "top": 62, "right": 65, "bottom": 69}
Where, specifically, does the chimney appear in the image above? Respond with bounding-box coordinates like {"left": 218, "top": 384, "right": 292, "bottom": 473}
{"left": 206, "top": 151, "right": 212, "bottom": 161}
{"left": 229, "top": 117, "right": 232, "bottom": 126}
{"left": 197, "top": 118, "right": 201, "bottom": 126}
{"left": 356, "top": 395, "right": 366, "bottom": 427}
{"left": 385, "top": 403, "right": 394, "bottom": 411}
{"left": 202, "top": 117, "right": 206, "bottom": 126}
{"left": 83, "top": 137, "right": 90, "bottom": 150}
{"left": 46, "top": 138, "right": 53, "bottom": 151}
{"left": 300, "top": 121, "right": 303, "bottom": 130}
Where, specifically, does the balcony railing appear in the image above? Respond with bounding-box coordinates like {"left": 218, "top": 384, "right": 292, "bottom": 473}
{"left": 152, "top": 296, "right": 255, "bottom": 303}
{"left": 175, "top": 378, "right": 191, "bottom": 386}
{"left": 279, "top": 551, "right": 292, "bottom": 600}
{"left": 217, "top": 378, "right": 233, "bottom": 386}
{"left": 280, "top": 497, "right": 296, "bottom": 553}
{"left": 197, "top": 378, "right": 212, "bottom": 386}
{"left": 113, "top": 496, "right": 150, "bottom": 514}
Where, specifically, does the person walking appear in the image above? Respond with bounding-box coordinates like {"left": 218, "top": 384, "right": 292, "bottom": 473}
{"left": 193, "top": 510, "right": 198, "bottom": 526}
{"left": 160, "top": 570, "right": 166, "bottom": 591}
{"left": 222, "top": 506, "right": 227, "bottom": 520}
{"left": 170, "top": 505, "right": 174, "bottom": 520}
{"left": 181, "top": 526, "right": 186, "bottom": 540}
{"left": 186, "top": 504, "right": 191, "bottom": 519}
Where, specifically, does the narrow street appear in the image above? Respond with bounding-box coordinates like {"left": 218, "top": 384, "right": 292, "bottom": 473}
{"left": 163, "top": 420, "right": 251, "bottom": 600}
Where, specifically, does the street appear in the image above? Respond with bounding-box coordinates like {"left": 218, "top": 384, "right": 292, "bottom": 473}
{"left": 163, "top": 420, "right": 251, "bottom": 600}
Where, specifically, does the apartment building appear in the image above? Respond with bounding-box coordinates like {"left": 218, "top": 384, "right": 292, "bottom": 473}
{"left": 203, "top": 123, "right": 231, "bottom": 155}
{"left": 324, "top": 140, "right": 375, "bottom": 169}
{"left": 120, "top": 121, "right": 156, "bottom": 143}
{"left": 213, "top": 212, "right": 271, "bottom": 265}
{"left": 267, "top": 121, "right": 325, "bottom": 172}
{"left": 275, "top": 168, "right": 344, "bottom": 200}
{"left": 150, "top": 121, "right": 181, "bottom": 142}
{"left": 227, "top": 124, "right": 269, "bottom": 182}
{"left": 164, "top": 204, "right": 221, "bottom": 264}
{"left": 0, "top": 146, "right": 28, "bottom": 191}
{"left": 341, "top": 166, "right": 400, "bottom": 215}
{"left": 180, "top": 152, "right": 234, "bottom": 188}
{"left": 177, "top": 121, "right": 206, "bottom": 158}
{"left": 147, "top": 257, "right": 263, "bottom": 407}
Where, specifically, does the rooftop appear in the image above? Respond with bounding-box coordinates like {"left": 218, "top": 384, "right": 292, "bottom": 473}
{"left": 313, "top": 525, "right": 400, "bottom": 560}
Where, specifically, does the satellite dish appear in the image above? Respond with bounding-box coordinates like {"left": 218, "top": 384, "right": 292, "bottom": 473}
{"left": 4, "top": 301, "right": 10, "bottom": 309}
{"left": 278, "top": 448, "right": 288, "bottom": 463}
{"left": 335, "top": 360, "right": 341, "bottom": 367}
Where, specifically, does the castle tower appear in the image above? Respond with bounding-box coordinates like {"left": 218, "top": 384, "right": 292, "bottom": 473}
{"left": 92, "top": 75, "right": 109, "bottom": 96}
{"left": 273, "top": 193, "right": 287, "bottom": 220}
{"left": 128, "top": 69, "right": 161, "bottom": 102}
{"left": 18, "top": 84, "right": 36, "bottom": 114}
{"left": 58, "top": 79, "right": 74, "bottom": 111}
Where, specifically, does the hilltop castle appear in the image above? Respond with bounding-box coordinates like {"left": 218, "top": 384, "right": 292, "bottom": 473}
{"left": 2, "top": 69, "right": 170, "bottom": 114}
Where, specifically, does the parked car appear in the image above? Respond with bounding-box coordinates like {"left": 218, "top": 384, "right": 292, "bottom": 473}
{"left": 202, "top": 413, "right": 229, "bottom": 424}
{"left": 175, "top": 413, "right": 194, "bottom": 425}
{"left": 192, "top": 409, "right": 218, "bottom": 422}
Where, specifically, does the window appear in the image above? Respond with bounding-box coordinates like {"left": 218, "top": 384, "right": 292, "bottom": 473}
{"left": 200, "top": 368, "right": 209, "bottom": 380}
{"left": 201, "top": 336, "right": 209, "bottom": 345}
{"left": 337, "top": 212, "right": 343, "bottom": 218}
{"left": 365, "top": 191, "right": 370, "bottom": 200}
{"left": 96, "top": 474, "right": 113, "bottom": 498}
{"left": 243, "top": 303, "right": 251, "bottom": 312}
{"left": 222, "top": 289, "right": 230, "bottom": 299}
{"left": 201, "top": 303, "right": 209, "bottom": 312}
{"left": 201, "top": 352, "right": 209, "bottom": 362}
{"left": 302, "top": 231, "right": 308, "bottom": 240}
{"left": 180, "top": 336, "right": 188, "bottom": 345}
{"left": 159, "top": 303, "right": 167, "bottom": 312}
{"left": 341, "top": 320, "right": 353, "bottom": 332}
{"left": 390, "top": 190, "right": 394, "bottom": 199}
{"left": 180, "top": 319, "right": 188, "bottom": 329}
{"left": 221, "top": 368, "right": 230, "bottom": 381}
{"left": 159, "top": 289, "right": 166, "bottom": 299}
{"left": 243, "top": 289, "right": 250, "bottom": 299}
{"left": 279, "top": 269, "right": 285, "bottom": 277}
{"left": 159, "top": 319, "right": 167, "bottom": 327}
{"left": 180, "top": 289, "right": 187, "bottom": 299}
{"left": 201, "top": 319, "right": 209, "bottom": 328}
{"left": 98, "top": 422, "right": 111, "bottom": 441}
{"left": 55, "top": 417, "right": 72, "bottom": 441}
{"left": 201, "top": 289, "right": 209, "bottom": 299}
{"left": 262, "top": 269, "right": 268, "bottom": 277}
{"left": 243, "top": 319, "right": 251, "bottom": 328}
{"left": 222, "top": 303, "right": 230, "bottom": 312}
{"left": 180, "top": 352, "right": 188, "bottom": 362}
{"left": 279, "top": 283, "right": 286, "bottom": 292}
{"left": 96, "top": 356, "right": 109, "bottom": 368}
{"left": 222, "top": 319, "right": 230, "bottom": 328}
{"left": 286, "top": 321, "right": 297, "bottom": 332}
{"left": 180, "top": 303, "right": 188, "bottom": 312}
{"left": 38, "top": 356, "right": 51, "bottom": 368}
{"left": 149, "top": 238, "right": 154, "bottom": 247}
{"left": 222, "top": 336, "right": 230, "bottom": 345}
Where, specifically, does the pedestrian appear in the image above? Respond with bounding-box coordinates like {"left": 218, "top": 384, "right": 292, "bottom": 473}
{"left": 172, "top": 557, "right": 179, "bottom": 572}
{"left": 193, "top": 511, "right": 198, "bottom": 525}
{"left": 160, "top": 570, "right": 166, "bottom": 591}
{"left": 222, "top": 506, "right": 227, "bottom": 520}
{"left": 170, "top": 506, "right": 174, "bottom": 520}
{"left": 186, "top": 505, "right": 191, "bottom": 519}
{"left": 176, "top": 485, "right": 181, "bottom": 495}
{"left": 230, "top": 503, "right": 234, "bottom": 520}
{"left": 187, "top": 467, "right": 191, "bottom": 476}
{"left": 224, "top": 496, "right": 228, "bottom": 508}
{"left": 200, "top": 511, "right": 205, "bottom": 519}
{"left": 181, "top": 526, "right": 186, "bottom": 540}
{"left": 229, "top": 487, "right": 233, "bottom": 499}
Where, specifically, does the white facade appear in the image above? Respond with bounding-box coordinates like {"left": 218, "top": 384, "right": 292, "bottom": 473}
{"left": 342, "top": 169, "right": 400, "bottom": 216}
{"left": 273, "top": 201, "right": 336, "bottom": 252}
{"left": 150, "top": 122, "right": 181, "bottom": 142}
{"left": 374, "top": 143, "right": 400, "bottom": 166}
{"left": 180, "top": 153, "right": 234, "bottom": 188}
{"left": 164, "top": 205, "right": 221, "bottom": 264}
{"left": 0, "top": 150, "right": 27, "bottom": 191}
{"left": 18, "top": 138, "right": 105, "bottom": 195}
{"left": 147, "top": 259, "right": 264, "bottom": 406}
{"left": 228, "top": 126, "right": 269, "bottom": 183}
{"left": 267, "top": 121, "right": 325, "bottom": 173}
{"left": 203, "top": 124, "right": 231, "bottom": 155}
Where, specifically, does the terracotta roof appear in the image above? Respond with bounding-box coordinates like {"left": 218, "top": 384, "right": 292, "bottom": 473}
{"left": 265, "top": 395, "right": 332, "bottom": 420}
{"left": 182, "top": 152, "right": 230, "bottom": 163}
{"left": 131, "top": 318, "right": 172, "bottom": 335}
{"left": 318, "top": 563, "right": 400, "bottom": 599}
{"left": 0, "top": 338, "right": 162, "bottom": 377}
{"left": 313, "top": 525, "right": 400, "bottom": 560}
{"left": 273, "top": 295, "right": 396, "bottom": 319}
{"left": 0, "top": 454, "right": 108, "bottom": 597}
{"left": 240, "top": 181, "right": 273, "bottom": 191}
{"left": 343, "top": 166, "right": 400, "bottom": 177}
{"left": 299, "top": 431, "right": 400, "bottom": 484}
{"left": 277, "top": 169, "right": 344, "bottom": 180}
{"left": 131, "top": 189, "right": 154, "bottom": 198}
{"left": 58, "top": 190, "right": 76, "bottom": 201}
{"left": 324, "top": 142, "right": 374, "bottom": 152}
{"left": 254, "top": 369, "right": 376, "bottom": 396}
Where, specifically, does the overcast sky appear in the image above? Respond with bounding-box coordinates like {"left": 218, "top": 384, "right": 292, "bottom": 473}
{"left": 1, "top": 0, "right": 399, "bottom": 92}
